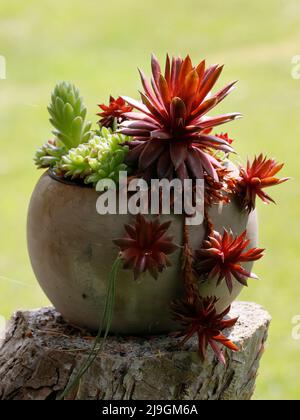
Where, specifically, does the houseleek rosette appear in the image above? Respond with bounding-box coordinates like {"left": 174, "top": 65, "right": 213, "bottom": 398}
{"left": 60, "top": 127, "right": 131, "bottom": 185}
{"left": 97, "top": 96, "right": 133, "bottom": 128}
{"left": 171, "top": 296, "right": 239, "bottom": 365}
{"left": 85, "top": 128, "right": 130, "bottom": 184}
{"left": 119, "top": 54, "right": 240, "bottom": 182}
{"left": 34, "top": 139, "right": 66, "bottom": 169}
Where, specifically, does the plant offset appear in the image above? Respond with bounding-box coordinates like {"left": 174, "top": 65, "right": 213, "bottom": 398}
{"left": 34, "top": 54, "right": 289, "bottom": 367}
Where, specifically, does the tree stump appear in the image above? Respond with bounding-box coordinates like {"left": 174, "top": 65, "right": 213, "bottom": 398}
{"left": 0, "top": 302, "right": 271, "bottom": 400}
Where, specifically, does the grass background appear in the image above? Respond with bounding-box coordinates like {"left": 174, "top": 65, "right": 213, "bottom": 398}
{"left": 0, "top": 0, "right": 299, "bottom": 400}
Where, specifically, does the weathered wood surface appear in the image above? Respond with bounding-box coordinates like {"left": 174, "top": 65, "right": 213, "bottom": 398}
{"left": 0, "top": 302, "right": 271, "bottom": 400}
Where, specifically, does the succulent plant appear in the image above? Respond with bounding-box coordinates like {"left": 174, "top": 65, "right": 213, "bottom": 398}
{"left": 97, "top": 96, "right": 133, "bottom": 128}
{"left": 204, "top": 159, "right": 237, "bottom": 206}
{"left": 31, "top": 56, "right": 290, "bottom": 382}
{"left": 214, "top": 132, "right": 234, "bottom": 145}
{"left": 84, "top": 129, "right": 130, "bottom": 185}
{"left": 48, "top": 81, "right": 92, "bottom": 150}
{"left": 119, "top": 54, "right": 240, "bottom": 182}
{"left": 59, "top": 142, "right": 95, "bottom": 180}
{"left": 171, "top": 296, "right": 239, "bottom": 364}
{"left": 60, "top": 127, "right": 130, "bottom": 184}
{"left": 195, "top": 229, "right": 264, "bottom": 293}
{"left": 113, "top": 215, "right": 178, "bottom": 280}
{"left": 236, "top": 154, "right": 289, "bottom": 212}
{"left": 34, "top": 139, "right": 66, "bottom": 169}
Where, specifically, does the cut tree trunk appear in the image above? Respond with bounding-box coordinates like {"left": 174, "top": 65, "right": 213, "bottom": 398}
{"left": 0, "top": 302, "right": 271, "bottom": 400}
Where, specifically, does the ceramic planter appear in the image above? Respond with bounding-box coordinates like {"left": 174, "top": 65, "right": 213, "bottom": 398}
{"left": 27, "top": 172, "right": 258, "bottom": 335}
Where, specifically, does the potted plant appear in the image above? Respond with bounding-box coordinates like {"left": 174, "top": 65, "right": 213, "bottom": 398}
{"left": 28, "top": 54, "right": 288, "bottom": 366}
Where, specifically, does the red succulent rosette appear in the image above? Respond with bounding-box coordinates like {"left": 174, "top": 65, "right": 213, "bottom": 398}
{"left": 171, "top": 296, "right": 239, "bottom": 364}
{"left": 195, "top": 230, "right": 264, "bottom": 293}
{"left": 113, "top": 215, "right": 178, "bottom": 280}
{"left": 204, "top": 162, "right": 237, "bottom": 206}
{"left": 97, "top": 96, "right": 133, "bottom": 128}
{"left": 236, "top": 154, "right": 289, "bottom": 212}
{"left": 120, "top": 54, "right": 241, "bottom": 182}
{"left": 214, "top": 132, "right": 234, "bottom": 145}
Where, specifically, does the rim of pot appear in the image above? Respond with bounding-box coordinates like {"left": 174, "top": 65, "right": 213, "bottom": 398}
{"left": 48, "top": 169, "right": 94, "bottom": 189}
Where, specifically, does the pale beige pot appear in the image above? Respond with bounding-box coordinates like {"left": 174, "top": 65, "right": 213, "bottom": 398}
{"left": 27, "top": 172, "right": 258, "bottom": 334}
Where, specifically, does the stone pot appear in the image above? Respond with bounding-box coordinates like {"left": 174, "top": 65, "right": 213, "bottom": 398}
{"left": 27, "top": 172, "right": 258, "bottom": 335}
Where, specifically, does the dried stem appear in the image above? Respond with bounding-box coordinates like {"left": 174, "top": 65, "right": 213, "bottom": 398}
{"left": 182, "top": 217, "right": 199, "bottom": 304}
{"left": 204, "top": 208, "right": 214, "bottom": 237}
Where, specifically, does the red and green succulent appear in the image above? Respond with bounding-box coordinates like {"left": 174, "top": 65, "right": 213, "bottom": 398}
{"left": 120, "top": 54, "right": 240, "bottom": 182}
{"left": 236, "top": 154, "right": 289, "bottom": 212}
{"left": 97, "top": 96, "right": 133, "bottom": 128}
{"left": 171, "top": 296, "right": 239, "bottom": 364}
{"left": 113, "top": 214, "right": 178, "bottom": 280}
{"left": 195, "top": 229, "right": 264, "bottom": 293}
{"left": 34, "top": 54, "right": 290, "bottom": 371}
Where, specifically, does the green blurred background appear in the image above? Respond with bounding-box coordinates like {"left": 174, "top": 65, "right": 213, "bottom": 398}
{"left": 0, "top": 0, "right": 299, "bottom": 400}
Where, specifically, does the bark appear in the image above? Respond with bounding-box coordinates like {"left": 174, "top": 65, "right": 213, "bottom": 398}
{"left": 0, "top": 302, "right": 271, "bottom": 400}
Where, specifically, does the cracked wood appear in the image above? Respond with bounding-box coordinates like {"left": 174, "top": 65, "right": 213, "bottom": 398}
{"left": 0, "top": 302, "right": 271, "bottom": 400}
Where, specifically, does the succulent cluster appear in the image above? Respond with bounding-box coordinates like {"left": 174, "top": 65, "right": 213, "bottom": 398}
{"left": 111, "top": 54, "right": 288, "bottom": 363}
{"left": 34, "top": 54, "right": 289, "bottom": 369}
{"left": 34, "top": 82, "right": 130, "bottom": 186}
{"left": 59, "top": 128, "right": 130, "bottom": 185}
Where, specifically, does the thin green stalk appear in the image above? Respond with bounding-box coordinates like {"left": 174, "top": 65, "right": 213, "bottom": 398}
{"left": 57, "top": 256, "right": 123, "bottom": 400}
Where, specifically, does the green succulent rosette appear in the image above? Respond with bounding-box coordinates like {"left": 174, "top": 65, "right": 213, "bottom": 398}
{"left": 60, "top": 127, "right": 130, "bottom": 184}
{"left": 34, "top": 139, "right": 66, "bottom": 169}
